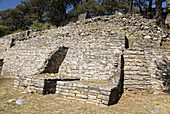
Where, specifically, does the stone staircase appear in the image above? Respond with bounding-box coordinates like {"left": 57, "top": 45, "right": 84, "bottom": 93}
{"left": 123, "top": 49, "right": 152, "bottom": 91}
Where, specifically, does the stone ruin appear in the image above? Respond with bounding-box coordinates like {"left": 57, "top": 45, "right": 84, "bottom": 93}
{"left": 0, "top": 14, "right": 170, "bottom": 106}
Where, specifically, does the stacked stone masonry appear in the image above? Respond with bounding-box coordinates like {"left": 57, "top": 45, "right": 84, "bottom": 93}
{"left": 1, "top": 34, "right": 124, "bottom": 82}
{"left": 0, "top": 14, "right": 170, "bottom": 105}
{"left": 14, "top": 75, "right": 120, "bottom": 105}
{"left": 124, "top": 49, "right": 170, "bottom": 91}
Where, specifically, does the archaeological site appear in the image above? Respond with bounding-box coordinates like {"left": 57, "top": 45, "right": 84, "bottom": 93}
{"left": 0, "top": 14, "right": 169, "bottom": 106}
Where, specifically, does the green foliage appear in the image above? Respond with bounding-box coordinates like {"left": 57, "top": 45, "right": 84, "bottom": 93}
{"left": 0, "top": 25, "right": 8, "bottom": 31}
{"left": 10, "top": 30, "right": 24, "bottom": 34}
{"left": 31, "top": 20, "right": 43, "bottom": 30}
{"left": 69, "top": 0, "right": 105, "bottom": 17}
{"left": 31, "top": 20, "right": 50, "bottom": 30}
{"left": 102, "top": 0, "right": 119, "bottom": 14}
{"left": 42, "top": 23, "right": 51, "bottom": 30}
{"left": 0, "top": 25, "right": 8, "bottom": 37}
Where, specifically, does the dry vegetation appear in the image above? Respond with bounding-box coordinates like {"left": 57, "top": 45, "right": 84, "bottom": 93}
{"left": 0, "top": 75, "right": 170, "bottom": 114}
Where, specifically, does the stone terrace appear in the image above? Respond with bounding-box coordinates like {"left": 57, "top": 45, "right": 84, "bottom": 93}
{"left": 0, "top": 14, "right": 170, "bottom": 105}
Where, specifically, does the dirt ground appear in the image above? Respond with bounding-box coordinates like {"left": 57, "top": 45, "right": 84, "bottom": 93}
{"left": 0, "top": 76, "right": 170, "bottom": 114}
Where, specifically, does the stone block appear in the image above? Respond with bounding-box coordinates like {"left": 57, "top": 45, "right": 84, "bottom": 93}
{"left": 76, "top": 94, "right": 88, "bottom": 99}
{"left": 70, "top": 90, "right": 81, "bottom": 94}
{"left": 102, "top": 100, "right": 109, "bottom": 105}
{"left": 165, "top": 13, "right": 170, "bottom": 25}
{"left": 89, "top": 89, "right": 100, "bottom": 94}
{"left": 88, "top": 95, "right": 97, "bottom": 100}
{"left": 67, "top": 93, "right": 75, "bottom": 97}
{"left": 98, "top": 95, "right": 110, "bottom": 100}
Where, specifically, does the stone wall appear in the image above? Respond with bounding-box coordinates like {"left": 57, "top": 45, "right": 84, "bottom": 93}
{"left": 0, "top": 14, "right": 170, "bottom": 100}
{"left": 56, "top": 81, "right": 119, "bottom": 105}
{"left": 145, "top": 49, "right": 170, "bottom": 92}
{"left": 1, "top": 33, "right": 125, "bottom": 82}
{"left": 0, "top": 30, "right": 41, "bottom": 60}
{"left": 14, "top": 74, "right": 121, "bottom": 106}
{"left": 0, "top": 38, "right": 12, "bottom": 59}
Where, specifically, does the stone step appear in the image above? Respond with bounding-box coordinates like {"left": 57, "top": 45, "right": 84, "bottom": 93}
{"left": 127, "top": 48, "right": 144, "bottom": 51}
{"left": 124, "top": 85, "right": 151, "bottom": 90}
{"left": 124, "top": 76, "right": 151, "bottom": 81}
{"left": 124, "top": 62, "right": 146, "bottom": 67}
{"left": 124, "top": 55, "right": 145, "bottom": 59}
{"left": 124, "top": 81, "right": 152, "bottom": 85}
{"left": 124, "top": 59, "right": 147, "bottom": 63}
{"left": 162, "top": 42, "right": 170, "bottom": 45}
{"left": 124, "top": 71, "right": 150, "bottom": 76}
{"left": 161, "top": 46, "right": 170, "bottom": 50}
{"left": 124, "top": 50, "right": 144, "bottom": 55}
{"left": 124, "top": 66, "right": 148, "bottom": 71}
{"left": 137, "top": 72, "right": 150, "bottom": 76}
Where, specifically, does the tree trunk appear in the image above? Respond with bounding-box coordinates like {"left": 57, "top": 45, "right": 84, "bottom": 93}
{"left": 128, "top": 0, "right": 133, "bottom": 15}
{"left": 155, "top": 0, "right": 163, "bottom": 25}
{"left": 148, "top": 0, "right": 152, "bottom": 12}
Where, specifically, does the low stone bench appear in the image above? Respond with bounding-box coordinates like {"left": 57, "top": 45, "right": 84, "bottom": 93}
{"left": 14, "top": 74, "right": 121, "bottom": 106}
{"left": 55, "top": 80, "right": 119, "bottom": 105}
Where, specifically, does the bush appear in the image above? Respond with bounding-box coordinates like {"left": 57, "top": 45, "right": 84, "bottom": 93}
{"left": 10, "top": 30, "right": 24, "bottom": 34}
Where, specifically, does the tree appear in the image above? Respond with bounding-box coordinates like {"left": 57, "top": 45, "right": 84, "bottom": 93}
{"left": 0, "top": 25, "right": 8, "bottom": 37}
{"left": 31, "top": 20, "right": 50, "bottom": 30}
{"left": 28, "top": 0, "right": 49, "bottom": 22}
{"left": 69, "top": 0, "right": 105, "bottom": 18}
{"left": 148, "top": 0, "right": 153, "bottom": 12}
{"left": 70, "top": 0, "right": 83, "bottom": 9}
{"left": 128, "top": 0, "right": 134, "bottom": 15}
{"left": 102, "top": 0, "right": 119, "bottom": 15}
{"left": 155, "top": 0, "right": 166, "bottom": 25}
{"left": 134, "top": 0, "right": 147, "bottom": 14}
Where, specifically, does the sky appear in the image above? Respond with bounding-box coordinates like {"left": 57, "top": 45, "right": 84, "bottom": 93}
{"left": 0, "top": 0, "right": 21, "bottom": 11}
{"left": 0, "top": 0, "right": 167, "bottom": 12}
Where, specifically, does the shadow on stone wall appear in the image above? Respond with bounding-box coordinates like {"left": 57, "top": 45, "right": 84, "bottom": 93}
{"left": 108, "top": 54, "right": 124, "bottom": 105}
{"left": 10, "top": 39, "right": 15, "bottom": 47}
{"left": 0, "top": 59, "right": 3, "bottom": 73}
{"left": 125, "top": 36, "right": 129, "bottom": 49}
{"left": 42, "top": 46, "right": 69, "bottom": 74}
{"left": 155, "top": 56, "right": 170, "bottom": 93}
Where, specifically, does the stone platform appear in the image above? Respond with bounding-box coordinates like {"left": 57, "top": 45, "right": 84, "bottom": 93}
{"left": 14, "top": 74, "right": 122, "bottom": 106}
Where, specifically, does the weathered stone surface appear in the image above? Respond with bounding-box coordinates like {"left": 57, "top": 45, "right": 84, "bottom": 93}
{"left": 165, "top": 13, "right": 170, "bottom": 27}
{"left": 78, "top": 13, "right": 87, "bottom": 21}
{"left": 1, "top": 14, "right": 170, "bottom": 106}
{"left": 124, "top": 49, "right": 170, "bottom": 91}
